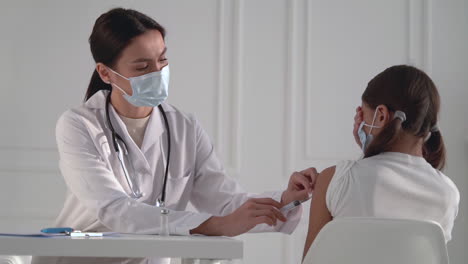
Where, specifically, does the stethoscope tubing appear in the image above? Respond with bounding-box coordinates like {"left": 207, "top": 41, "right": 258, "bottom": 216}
{"left": 105, "top": 91, "right": 171, "bottom": 205}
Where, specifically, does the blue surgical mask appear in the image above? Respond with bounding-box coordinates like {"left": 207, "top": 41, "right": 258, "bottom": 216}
{"left": 108, "top": 66, "right": 170, "bottom": 107}
{"left": 357, "top": 109, "right": 381, "bottom": 151}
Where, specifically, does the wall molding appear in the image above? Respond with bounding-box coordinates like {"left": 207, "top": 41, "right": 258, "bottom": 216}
{"left": 304, "top": 0, "right": 313, "bottom": 161}
{"left": 215, "top": 0, "right": 243, "bottom": 176}
{"left": 422, "top": 0, "right": 433, "bottom": 74}
{"left": 283, "top": 0, "right": 298, "bottom": 179}
{"left": 230, "top": 0, "right": 243, "bottom": 176}
{"left": 282, "top": 0, "right": 298, "bottom": 262}
{"left": 284, "top": 1, "right": 306, "bottom": 260}
{"left": 408, "top": 0, "right": 433, "bottom": 73}
{"left": 214, "top": 0, "right": 225, "bottom": 154}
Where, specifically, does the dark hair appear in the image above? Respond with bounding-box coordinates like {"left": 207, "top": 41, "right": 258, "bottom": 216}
{"left": 85, "top": 8, "right": 166, "bottom": 101}
{"left": 362, "top": 65, "right": 446, "bottom": 170}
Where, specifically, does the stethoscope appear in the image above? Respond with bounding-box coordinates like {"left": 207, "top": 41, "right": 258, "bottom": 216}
{"left": 105, "top": 92, "right": 171, "bottom": 208}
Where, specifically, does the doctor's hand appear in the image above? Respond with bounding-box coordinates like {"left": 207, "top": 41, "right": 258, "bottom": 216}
{"left": 281, "top": 167, "right": 318, "bottom": 206}
{"left": 353, "top": 106, "right": 364, "bottom": 148}
{"left": 190, "top": 198, "right": 286, "bottom": 237}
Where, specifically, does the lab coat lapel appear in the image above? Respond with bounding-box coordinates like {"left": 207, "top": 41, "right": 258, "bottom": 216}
{"left": 150, "top": 103, "right": 176, "bottom": 179}
{"left": 140, "top": 108, "right": 165, "bottom": 181}
{"left": 108, "top": 105, "right": 153, "bottom": 180}
{"left": 140, "top": 108, "right": 164, "bottom": 157}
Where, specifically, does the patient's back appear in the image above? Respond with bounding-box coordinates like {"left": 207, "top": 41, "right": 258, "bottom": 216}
{"left": 326, "top": 152, "right": 459, "bottom": 242}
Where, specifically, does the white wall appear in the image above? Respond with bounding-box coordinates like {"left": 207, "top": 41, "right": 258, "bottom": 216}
{"left": 0, "top": 0, "right": 466, "bottom": 263}
{"left": 432, "top": 1, "right": 468, "bottom": 262}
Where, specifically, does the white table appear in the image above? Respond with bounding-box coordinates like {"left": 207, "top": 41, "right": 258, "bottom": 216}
{"left": 0, "top": 234, "right": 243, "bottom": 263}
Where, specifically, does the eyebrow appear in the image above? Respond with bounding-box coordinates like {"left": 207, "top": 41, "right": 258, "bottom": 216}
{"left": 130, "top": 47, "right": 167, "bottom": 63}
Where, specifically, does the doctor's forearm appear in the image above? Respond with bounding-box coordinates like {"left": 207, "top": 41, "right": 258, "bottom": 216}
{"left": 191, "top": 198, "right": 287, "bottom": 237}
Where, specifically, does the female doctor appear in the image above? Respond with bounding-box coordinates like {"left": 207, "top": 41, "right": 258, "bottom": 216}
{"left": 33, "top": 8, "right": 316, "bottom": 264}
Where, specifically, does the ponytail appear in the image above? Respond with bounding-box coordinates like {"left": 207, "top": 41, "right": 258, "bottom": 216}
{"left": 85, "top": 69, "right": 111, "bottom": 101}
{"left": 423, "top": 130, "right": 446, "bottom": 170}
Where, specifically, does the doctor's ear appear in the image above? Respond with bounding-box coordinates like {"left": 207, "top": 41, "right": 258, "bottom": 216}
{"left": 375, "top": 105, "right": 390, "bottom": 126}
{"left": 96, "top": 63, "right": 111, "bottom": 84}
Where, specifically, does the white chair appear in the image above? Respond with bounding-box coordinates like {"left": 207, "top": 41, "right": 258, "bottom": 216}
{"left": 302, "top": 217, "right": 449, "bottom": 264}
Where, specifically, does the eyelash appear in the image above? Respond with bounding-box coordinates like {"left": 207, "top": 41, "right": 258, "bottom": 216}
{"left": 137, "top": 65, "right": 149, "bottom": 71}
{"left": 136, "top": 58, "right": 168, "bottom": 71}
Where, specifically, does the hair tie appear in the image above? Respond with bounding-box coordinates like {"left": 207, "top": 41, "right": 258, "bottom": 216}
{"left": 394, "top": 110, "right": 406, "bottom": 122}
{"left": 430, "top": 125, "right": 439, "bottom": 133}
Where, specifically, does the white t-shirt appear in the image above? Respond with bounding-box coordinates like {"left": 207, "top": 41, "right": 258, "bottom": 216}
{"left": 119, "top": 114, "right": 151, "bottom": 148}
{"left": 326, "top": 152, "right": 460, "bottom": 242}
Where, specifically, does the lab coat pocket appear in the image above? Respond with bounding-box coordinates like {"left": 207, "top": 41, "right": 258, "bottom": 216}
{"left": 97, "top": 138, "right": 113, "bottom": 168}
{"left": 96, "top": 133, "right": 112, "bottom": 160}
{"left": 100, "top": 141, "right": 111, "bottom": 158}
{"left": 166, "top": 172, "right": 193, "bottom": 209}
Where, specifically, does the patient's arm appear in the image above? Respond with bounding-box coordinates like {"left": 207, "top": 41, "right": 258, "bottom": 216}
{"left": 302, "top": 166, "right": 335, "bottom": 261}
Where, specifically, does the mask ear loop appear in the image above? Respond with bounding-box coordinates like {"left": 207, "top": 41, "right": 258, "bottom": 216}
{"left": 107, "top": 67, "right": 130, "bottom": 81}
{"left": 111, "top": 83, "right": 130, "bottom": 96}
{"left": 106, "top": 66, "right": 131, "bottom": 96}
{"left": 368, "top": 108, "right": 380, "bottom": 135}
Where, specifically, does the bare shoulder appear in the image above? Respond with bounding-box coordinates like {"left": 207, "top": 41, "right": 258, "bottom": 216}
{"left": 315, "top": 166, "right": 336, "bottom": 190}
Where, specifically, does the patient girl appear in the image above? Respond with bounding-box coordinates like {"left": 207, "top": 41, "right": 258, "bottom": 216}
{"left": 302, "top": 65, "right": 460, "bottom": 261}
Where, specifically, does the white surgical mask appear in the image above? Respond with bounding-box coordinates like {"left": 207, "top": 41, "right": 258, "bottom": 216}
{"left": 108, "top": 66, "right": 170, "bottom": 107}
{"left": 357, "top": 108, "right": 381, "bottom": 151}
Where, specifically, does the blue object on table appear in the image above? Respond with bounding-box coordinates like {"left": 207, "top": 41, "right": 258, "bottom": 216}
{"left": 40, "top": 227, "right": 74, "bottom": 234}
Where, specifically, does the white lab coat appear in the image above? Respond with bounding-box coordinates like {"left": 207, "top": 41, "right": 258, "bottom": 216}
{"left": 32, "top": 90, "right": 301, "bottom": 264}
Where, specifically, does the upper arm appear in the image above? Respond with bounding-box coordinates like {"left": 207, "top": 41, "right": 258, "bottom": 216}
{"left": 302, "top": 166, "right": 335, "bottom": 260}
{"left": 56, "top": 111, "right": 129, "bottom": 207}
{"left": 190, "top": 118, "right": 249, "bottom": 215}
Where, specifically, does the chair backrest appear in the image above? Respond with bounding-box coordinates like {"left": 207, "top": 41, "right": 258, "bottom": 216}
{"left": 302, "top": 217, "right": 449, "bottom": 264}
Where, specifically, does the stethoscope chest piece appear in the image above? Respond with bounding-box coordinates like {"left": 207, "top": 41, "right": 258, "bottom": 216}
{"left": 156, "top": 199, "right": 165, "bottom": 208}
